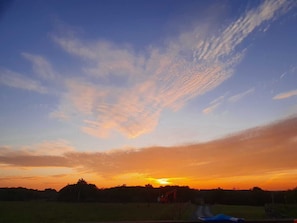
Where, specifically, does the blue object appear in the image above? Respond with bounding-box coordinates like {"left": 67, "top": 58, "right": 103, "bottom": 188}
{"left": 199, "top": 214, "right": 245, "bottom": 223}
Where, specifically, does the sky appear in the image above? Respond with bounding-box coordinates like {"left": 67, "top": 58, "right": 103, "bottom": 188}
{"left": 0, "top": 0, "right": 297, "bottom": 191}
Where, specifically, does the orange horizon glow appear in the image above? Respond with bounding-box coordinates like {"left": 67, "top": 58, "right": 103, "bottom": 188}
{"left": 1, "top": 167, "right": 296, "bottom": 192}
{"left": 1, "top": 116, "right": 297, "bottom": 191}
{"left": 0, "top": 175, "right": 296, "bottom": 192}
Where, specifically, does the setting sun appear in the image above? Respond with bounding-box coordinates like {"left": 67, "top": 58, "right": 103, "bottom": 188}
{"left": 156, "top": 178, "right": 171, "bottom": 186}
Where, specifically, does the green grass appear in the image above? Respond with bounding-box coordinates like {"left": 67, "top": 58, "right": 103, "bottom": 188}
{"left": 212, "top": 204, "right": 297, "bottom": 219}
{"left": 268, "top": 204, "right": 297, "bottom": 218}
{"left": 211, "top": 204, "right": 266, "bottom": 219}
{"left": 0, "top": 201, "right": 196, "bottom": 223}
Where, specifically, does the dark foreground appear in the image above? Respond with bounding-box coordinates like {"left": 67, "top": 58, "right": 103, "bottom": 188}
{"left": 0, "top": 202, "right": 296, "bottom": 223}
{"left": 0, "top": 202, "right": 195, "bottom": 223}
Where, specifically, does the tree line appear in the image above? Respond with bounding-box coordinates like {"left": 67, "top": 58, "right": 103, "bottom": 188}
{"left": 1, "top": 179, "right": 296, "bottom": 205}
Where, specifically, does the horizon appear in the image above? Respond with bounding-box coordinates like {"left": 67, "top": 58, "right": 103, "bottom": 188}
{"left": 2, "top": 173, "right": 297, "bottom": 192}
{"left": 2, "top": 181, "right": 297, "bottom": 192}
{"left": 1, "top": 0, "right": 297, "bottom": 192}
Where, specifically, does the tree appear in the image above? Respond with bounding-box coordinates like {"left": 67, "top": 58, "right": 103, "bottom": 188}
{"left": 77, "top": 178, "right": 87, "bottom": 185}
{"left": 58, "top": 179, "right": 98, "bottom": 202}
{"left": 251, "top": 186, "right": 269, "bottom": 205}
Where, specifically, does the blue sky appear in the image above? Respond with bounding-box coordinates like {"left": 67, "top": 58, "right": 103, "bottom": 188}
{"left": 0, "top": 0, "right": 297, "bottom": 189}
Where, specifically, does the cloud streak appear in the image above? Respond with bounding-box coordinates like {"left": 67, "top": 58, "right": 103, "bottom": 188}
{"left": 228, "top": 88, "right": 255, "bottom": 103}
{"left": 49, "top": 0, "right": 293, "bottom": 138}
{"left": 0, "top": 68, "right": 47, "bottom": 93}
{"left": 203, "top": 88, "right": 254, "bottom": 114}
{"left": 194, "top": 0, "right": 292, "bottom": 61}
{"left": 273, "top": 89, "right": 297, "bottom": 100}
{"left": 22, "top": 53, "right": 57, "bottom": 80}
{"left": 203, "top": 96, "right": 225, "bottom": 114}
{"left": 1, "top": 115, "right": 297, "bottom": 189}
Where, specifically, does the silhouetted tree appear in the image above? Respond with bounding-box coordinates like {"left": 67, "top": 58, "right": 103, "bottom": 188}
{"left": 0, "top": 187, "right": 57, "bottom": 201}
{"left": 58, "top": 179, "right": 98, "bottom": 202}
{"left": 251, "top": 186, "right": 269, "bottom": 205}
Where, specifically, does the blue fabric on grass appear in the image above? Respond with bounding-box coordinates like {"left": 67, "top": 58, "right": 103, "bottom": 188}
{"left": 199, "top": 214, "right": 244, "bottom": 222}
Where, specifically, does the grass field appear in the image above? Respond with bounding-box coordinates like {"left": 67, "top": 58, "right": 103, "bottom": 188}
{"left": 212, "top": 204, "right": 297, "bottom": 220}
{"left": 1, "top": 201, "right": 296, "bottom": 223}
{"left": 0, "top": 201, "right": 197, "bottom": 223}
{"left": 212, "top": 204, "right": 266, "bottom": 219}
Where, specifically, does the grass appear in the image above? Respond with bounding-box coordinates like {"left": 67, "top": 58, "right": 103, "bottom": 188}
{"left": 212, "top": 204, "right": 297, "bottom": 220}
{"left": 2, "top": 201, "right": 295, "bottom": 222}
{"left": 266, "top": 204, "right": 297, "bottom": 218}
{"left": 0, "top": 201, "right": 197, "bottom": 223}
{"left": 211, "top": 204, "right": 267, "bottom": 219}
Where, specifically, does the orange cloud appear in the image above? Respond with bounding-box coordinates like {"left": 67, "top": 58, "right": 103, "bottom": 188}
{"left": 1, "top": 116, "right": 297, "bottom": 190}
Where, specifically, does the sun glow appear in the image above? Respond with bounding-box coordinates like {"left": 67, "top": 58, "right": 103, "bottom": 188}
{"left": 156, "top": 178, "right": 171, "bottom": 185}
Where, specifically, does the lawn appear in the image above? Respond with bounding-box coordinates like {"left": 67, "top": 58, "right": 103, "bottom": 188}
{"left": 0, "top": 201, "right": 197, "bottom": 223}
{"left": 2, "top": 201, "right": 295, "bottom": 222}
{"left": 211, "top": 204, "right": 267, "bottom": 219}
{"left": 211, "top": 204, "right": 297, "bottom": 220}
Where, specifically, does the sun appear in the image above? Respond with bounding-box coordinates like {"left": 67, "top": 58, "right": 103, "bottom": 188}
{"left": 156, "top": 178, "right": 171, "bottom": 185}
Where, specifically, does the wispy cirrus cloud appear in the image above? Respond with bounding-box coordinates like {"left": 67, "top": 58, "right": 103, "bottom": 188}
{"left": 0, "top": 53, "right": 59, "bottom": 94}
{"left": 203, "top": 95, "right": 225, "bottom": 114}
{"left": 194, "top": 0, "right": 293, "bottom": 61}
{"left": 273, "top": 89, "right": 297, "bottom": 100}
{"left": 0, "top": 68, "right": 47, "bottom": 93}
{"left": 228, "top": 88, "right": 255, "bottom": 103}
{"left": 22, "top": 53, "right": 57, "bottom": 80}
{"left": 51, "top": 37, "right": 145, "bottom": 79}
{"left": 203, "top": 88, "right": 254, "bottom": 114}
{"left": 50, "top": 0, "right": 293, "bottom": 138}
{"left": 1, "top": 115, "right": 297, "bottom": 189}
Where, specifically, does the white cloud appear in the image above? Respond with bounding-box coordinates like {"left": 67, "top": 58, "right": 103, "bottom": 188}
{"left": 203, "top": 95, "right": 225, "bottom": 114}
{"left": 228, "top": 88, "right": 255, "bottom": 103}
{"left": 0, "top": 68, "right": 47, "bottom": 93}
{"left": 203, "top": 87, "right": 254, "bottom": 115}
{"left": 50, "top": 110, "right": 69, "bottom": 121}
{"left": 273, "top": 89, "right": 297, "bottom": 100}
{"left": 22, "top": 53, "right": 57, "bottom": 80}
{"left": 203, "top": 103, "right": 221, "bottom": 115}
{"left": 52, "top": 37, "right": 145, "bottom": 80}
{"left": 49, "top": 0, "right": 293, "bottom": 138}
{"left": 203, "top": 87, "right": 255, "bottom": 115}
{"left": 280, "top": 72, "right": 286, "bottom": 79}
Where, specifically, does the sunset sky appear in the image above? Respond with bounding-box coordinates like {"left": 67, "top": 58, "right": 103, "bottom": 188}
{"left": 0, "top": 0, "right": 297, "bottom": 191}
